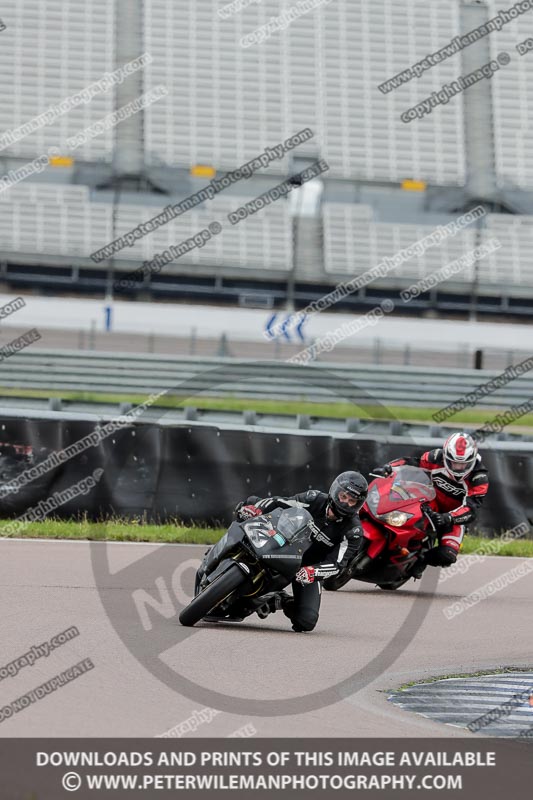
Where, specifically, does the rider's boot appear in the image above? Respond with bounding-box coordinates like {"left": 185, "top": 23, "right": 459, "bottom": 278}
{"left": 256, "top": 591, "right": 290, "bottom": 619}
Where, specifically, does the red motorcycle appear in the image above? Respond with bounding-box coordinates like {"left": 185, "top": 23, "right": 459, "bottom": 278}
{"left": 324, "top": 465, "right": 438, "bottom": 592}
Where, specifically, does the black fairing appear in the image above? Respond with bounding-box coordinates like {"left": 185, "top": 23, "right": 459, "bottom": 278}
{"left": 199, "top": 507, "right": 314, "bottom": 588}
{"left": 187, "top": 506, "right": 316, "bottom": 619}
{"left": 203, "top": 521, "right": 245, "bottom": 575}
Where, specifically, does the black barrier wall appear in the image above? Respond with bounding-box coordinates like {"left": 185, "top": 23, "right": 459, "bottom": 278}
{"left": 0, "top": 416, "right": 531, "bottom": 535}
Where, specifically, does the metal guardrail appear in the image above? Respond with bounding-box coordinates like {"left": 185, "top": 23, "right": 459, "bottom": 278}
{"left": 0, "top": 397, "right": 530, "bottom": 442}
{"left": 1, "top": 350, "right": 532, "bottom": 410}
{"left": 1, "top": 405, "right": 533, "bottom": 467}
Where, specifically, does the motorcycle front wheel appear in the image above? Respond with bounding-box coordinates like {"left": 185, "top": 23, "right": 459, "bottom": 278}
{"left": 179, "top": 564, "right": 246, "bottom": 627}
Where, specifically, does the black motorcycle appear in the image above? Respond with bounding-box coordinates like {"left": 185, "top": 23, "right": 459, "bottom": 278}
{"left": 179, "top": 507, "right": 315, "bottom": 627}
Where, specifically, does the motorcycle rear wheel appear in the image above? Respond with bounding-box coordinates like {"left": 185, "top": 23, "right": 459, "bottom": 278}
{"left": 179, "top": 564, "right": 245, "bottom": 627}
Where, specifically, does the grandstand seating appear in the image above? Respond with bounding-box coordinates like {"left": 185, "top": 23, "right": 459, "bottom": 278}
{"left": 323, "top": 202, "right": 477, "bottom": 281}
{"left": 2, "top": 182, "right": 533, "bottom": 291}
{"left": 0, "top": 185, "right": 292, "bottom": 270}
{"left": 323, "top": 202, "right": 533, "bottom": 290}
{"left": 144, "top": 0, "right": 465, "bottom": 185}
{"left": 0, "top": 185, "right": 112, "bottom": 258}
{"left": 0, "top": 0, "right": 532, "bottom": 301}
{"left": 482, "top": 213, "right": 533, "bottom": 288}
{"left": 115, "top": 195, "right": 292, "bottom": 270}
{"left": 488, "top": 0, "right": 533, "bottom": 191}
{"left": 0, "top": 0, "right": 115, "bottom": 162}
{"left": 0, "top": 0, "right": 531, "bottom": 190}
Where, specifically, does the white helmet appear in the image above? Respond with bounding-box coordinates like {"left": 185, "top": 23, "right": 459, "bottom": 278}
{"left": 442, "top": 432, "right": 478, "bottom": 479}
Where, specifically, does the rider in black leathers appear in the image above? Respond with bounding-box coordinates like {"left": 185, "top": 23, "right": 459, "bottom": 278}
{"left": 234, "top": 471, "right": 368, "bottom": 632}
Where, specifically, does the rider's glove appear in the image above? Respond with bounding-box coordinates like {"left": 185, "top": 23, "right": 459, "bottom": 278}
{"left": 235, "top": 503, "right": 262, "bottom": 522}
{"left": 372, "top": 464, "right": 393, "bottom": 478}
{"left": 426, "top": 510, "right": 453, "bottom": 534}
{"left": 295, "top": 566, "right": 315, "bottom": 585}
{"left": 425, "top": 544, "right": 457, "bottom": 567}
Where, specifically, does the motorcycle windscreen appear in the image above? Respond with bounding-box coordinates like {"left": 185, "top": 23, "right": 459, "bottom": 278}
{"left": 369, "top": 466, "right": 436, "bottom": 516}
{"left": 244, "top": 507, "right": 313, "bottom": 550}
{"left": 249, "top": 507, "right": 314, "bottom": 579}
{"left": 276, "top": 507, "right": 314, "bottom": 543}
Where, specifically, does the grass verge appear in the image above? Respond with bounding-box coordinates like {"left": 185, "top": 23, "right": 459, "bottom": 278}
{"left": 1, "top": 520, "right": 532, "bottom": 554}
{"left": 0, "top": 519, "right": 224, "bottom": 544}
{"left": 460, "top": 535, "right": 533, "bottom": 558}
{"left": 1, "top": 388, "right": 533, "bottom": 430}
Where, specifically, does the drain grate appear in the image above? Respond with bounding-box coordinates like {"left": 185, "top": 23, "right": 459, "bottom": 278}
{"left": 388, "top": 672, "right": 533, "bottom": 738}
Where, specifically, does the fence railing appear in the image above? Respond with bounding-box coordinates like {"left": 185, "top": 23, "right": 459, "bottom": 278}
{"left": 1, "top": 350, "right": 533, "bottom": 410}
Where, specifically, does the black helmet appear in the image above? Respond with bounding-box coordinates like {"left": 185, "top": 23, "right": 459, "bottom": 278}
{"left": 328, "top": 471, "right": 368, "bottom": 517}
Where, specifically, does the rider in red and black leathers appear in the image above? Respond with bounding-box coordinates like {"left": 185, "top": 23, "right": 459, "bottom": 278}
{"left": 374, "top": 436, "right": 488, "bottom": 569}
{"left": 234, "top": 471, "right": 367, "bottom": 632}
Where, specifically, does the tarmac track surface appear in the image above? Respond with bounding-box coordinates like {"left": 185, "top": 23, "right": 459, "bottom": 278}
{"left": 0, "top": 539, "right": 530, "bottom": 738}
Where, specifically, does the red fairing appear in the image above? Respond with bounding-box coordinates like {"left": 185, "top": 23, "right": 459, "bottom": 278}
{"left": 361, "top": 517, "right": 388, "bottom": 559}
{"left": 360, "top": 466, "right": 437, "bottom": 566}
{"left": 374, "top": 482, "right": 435, "bottom": 515}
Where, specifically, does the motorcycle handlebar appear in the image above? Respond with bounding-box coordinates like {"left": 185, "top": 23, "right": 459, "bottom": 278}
{"left": 421, "top": 504, "right": 437, "bottom": 533}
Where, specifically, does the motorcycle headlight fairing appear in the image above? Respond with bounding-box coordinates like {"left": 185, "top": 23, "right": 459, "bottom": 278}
{"left": 380, "top": 510, "right": 413, "bottom": 527}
